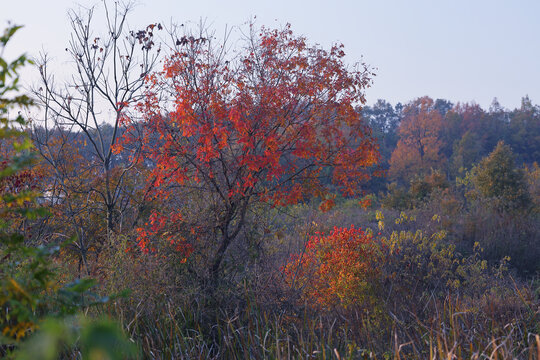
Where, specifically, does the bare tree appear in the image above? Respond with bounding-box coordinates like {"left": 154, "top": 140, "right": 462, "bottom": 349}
{"left": 31, "top": 1, "right": 161, "bottom": 272}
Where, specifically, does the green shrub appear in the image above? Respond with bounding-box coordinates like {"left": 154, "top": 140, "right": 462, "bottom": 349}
{"left": 472, "top": 141, "right": 531, "bottom": 211}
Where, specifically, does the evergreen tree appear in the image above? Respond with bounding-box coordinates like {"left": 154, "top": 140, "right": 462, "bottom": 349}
{"left": 473, "top": 141, "right": 531, "bottom": 211}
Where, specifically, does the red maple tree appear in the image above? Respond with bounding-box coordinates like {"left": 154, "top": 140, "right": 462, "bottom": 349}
{"left": 121, "top": 24, "right": 379, "bottom": 279}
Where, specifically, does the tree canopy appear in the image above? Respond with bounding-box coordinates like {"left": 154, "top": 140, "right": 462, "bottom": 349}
{"left": 120, "top": 24, "right": 379, "bottom": 278}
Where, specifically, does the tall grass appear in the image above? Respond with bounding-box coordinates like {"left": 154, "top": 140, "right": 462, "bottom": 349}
{"left": 92, "top": 203, "right": 539, "bottom": 359}
{"left": 100, "top": 286, "right": 539, "bottom": 359}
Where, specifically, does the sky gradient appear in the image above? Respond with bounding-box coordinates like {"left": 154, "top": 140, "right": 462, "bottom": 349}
{"left": 2, "top": 0, "right": 539, "bottom": 109}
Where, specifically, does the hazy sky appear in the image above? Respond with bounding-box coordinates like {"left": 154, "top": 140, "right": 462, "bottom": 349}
{"left": 2, "top": 0, "right": 540, "bottom": 109}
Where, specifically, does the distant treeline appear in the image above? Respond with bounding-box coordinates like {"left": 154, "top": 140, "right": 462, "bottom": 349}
{"left": 32, "top": 95, "right": 539, "bottom": 196}
{"left": 361, "top": 95, "right": 540, "bottom": 190}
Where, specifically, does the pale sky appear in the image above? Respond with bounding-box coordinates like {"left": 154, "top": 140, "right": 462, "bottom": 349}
{"left": 2, "top": 0, "right": 540, "bottom": 110}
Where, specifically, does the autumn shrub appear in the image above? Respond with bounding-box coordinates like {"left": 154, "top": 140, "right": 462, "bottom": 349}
{"left": 284, "top": 225, "right": 382, "bottom": 310}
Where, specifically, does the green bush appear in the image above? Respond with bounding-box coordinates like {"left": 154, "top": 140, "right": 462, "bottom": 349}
{"left": 472, "top": 141, "right": 531, "bottom": 211}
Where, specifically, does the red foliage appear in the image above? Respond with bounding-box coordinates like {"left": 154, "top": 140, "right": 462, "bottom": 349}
{"left": 121, "top": 25, "right": 379, "bottom": 268}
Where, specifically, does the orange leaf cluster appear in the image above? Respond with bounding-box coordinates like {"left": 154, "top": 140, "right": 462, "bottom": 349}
{"left": 283, "top": 226, "right": 382, "bottom": 309}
